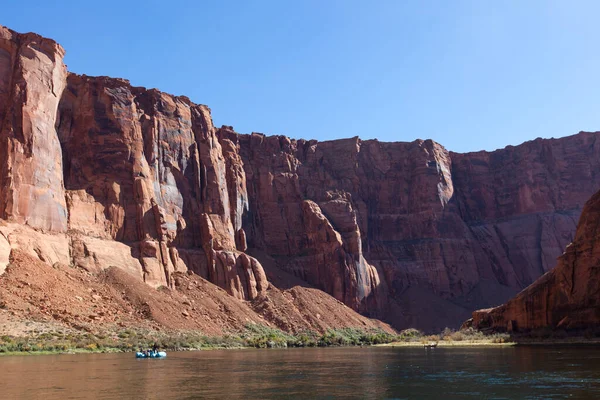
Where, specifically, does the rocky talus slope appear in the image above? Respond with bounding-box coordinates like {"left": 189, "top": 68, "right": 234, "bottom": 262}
{"left": 1, "top": 25, "right": 599, "bottom": 332}
{"left": 469, "top": 189, "right": 600, "bottom": 332}
{"left": 0, "top": 250, "right": 391, "bottom": 336}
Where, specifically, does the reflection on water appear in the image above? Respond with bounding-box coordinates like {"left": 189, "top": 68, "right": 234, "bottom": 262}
{"left": 1, "top": 346, "right": 600, "bottom": 399}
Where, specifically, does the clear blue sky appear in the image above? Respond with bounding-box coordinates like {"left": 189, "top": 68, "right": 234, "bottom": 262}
{"left": 3, "top": 0, "right": 600, "bottom": 152}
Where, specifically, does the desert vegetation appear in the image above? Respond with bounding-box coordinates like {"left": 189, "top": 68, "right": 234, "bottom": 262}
{"left": 380, "top": 327, "right": 512, "bottom": 347}
{"left": 0, "top": 324, "right": 400, "bottom": 354}
{"left": 11, "top": 324, "right": 600, "bottom": 355}
{"left": 0, "top": 325, "right": 520, "bottom": 355}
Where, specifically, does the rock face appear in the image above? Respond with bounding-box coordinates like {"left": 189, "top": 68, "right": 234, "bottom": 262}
{"left": 223, "top": 129, "right": 600, "bottom": 330}
{"left": 1, "top": 25, "right": 600, "bottom": 331}
{"left": 56, "top": 74, "right": 268, "bottom": 299}
{"left": 0, "top": 26, "right": 68, "bottom": 232}
{"left": 470, "top": 189, "right": 600, "bottom": 331}
{"left": 0, "top": 26, "right": 268, "bottom": 303}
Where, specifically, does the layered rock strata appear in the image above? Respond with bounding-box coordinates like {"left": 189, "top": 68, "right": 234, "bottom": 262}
{"left": 469, "top": 189, "right": 600, "bottom": 332}
{"left": 223, "top": 129, "right": 599, "bottom": 329}
{"left": 1, "top": 25, "right": 600, "bottom": 330}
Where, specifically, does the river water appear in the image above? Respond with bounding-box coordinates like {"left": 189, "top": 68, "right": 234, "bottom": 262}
{"left": 1, "top": 346, "right": 599, "bottom": 399}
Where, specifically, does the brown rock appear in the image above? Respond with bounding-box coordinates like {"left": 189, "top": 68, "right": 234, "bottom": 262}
{"left": 222, "top": 128, "right": 600, "bottom": 330}
{"left": 206, "top": 250, "right": 267, "bottom": 300}
{"left": 293, "top": 198, "right": 383, "bottom": 312}
{"left": 2, "top": 24, "right": 600, "bottom": 332}
{"left": 0, "top": 26, "right": 68, "bottom": 232}
{"left": 0, "top": 230, "right": 9, "bottom": 275}
{"left": 0, "top": 223, "right": 70, "bottom": 266}
{"left": 70, "top": 234, "right": 143, "bottom": 278}
{"left": 55, "top": 73, "right": 267, "bottom": 299}
{"left": 470, "top": 189, "right": 600, "bottom": 332}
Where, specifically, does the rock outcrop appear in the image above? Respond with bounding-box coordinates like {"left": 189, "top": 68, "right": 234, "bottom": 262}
{"left": 469, "top": 189, "right": 600, "bottom": 332}
{"left": 0, "top": 26, "right": 68, "bottom": 232}
{"left": 224, "top": 129, "right": 600, "bottom": 330}
{"left": 55, "top": 73, "right": 268, "bottom": 298}
{"left": 1, "top": 24, "right": 600, "bottom": 331}
{"left": 0, "top": 26, "right": 268, "bottom": 303}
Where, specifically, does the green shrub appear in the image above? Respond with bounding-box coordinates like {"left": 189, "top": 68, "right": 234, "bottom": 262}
{"left": 242, "top": 324, "right": 294, "bottom": 348}
{"left": 398, "top": 329, "right": 422, "bottom": 342}
{"left": 293, "top": 332, "right": 318, "bottom": 347}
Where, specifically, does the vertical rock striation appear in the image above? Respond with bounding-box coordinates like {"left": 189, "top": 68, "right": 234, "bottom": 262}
{"left": 1, "top": 24, "right": 599, "bottom": 330}
{"left": 56, "top": 74, "right": 268, "bottom": 298}
{"left": 0, "top": 26, "right": 68, "bottom": 232}
{"left": 220, "top": 129, "right": 600, "bottom": 329}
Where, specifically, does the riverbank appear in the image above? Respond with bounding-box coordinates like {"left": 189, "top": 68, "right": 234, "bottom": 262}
{"left": 0, "top": 324, "right": 400, "bottom": 356}
{"left": 379, "top": 341, "right": 516, "bottom": 347}
{"left": 4, "top": 325, "right": 599, "bottom": 356}
{"left": 0, "top": 325, "right": 513, "bottom": 355}
{"left": 510, "top": 338, "right": 600, "bottom": 346}
{"left": 381, "top": 336, "right": 600, "bottom": 348}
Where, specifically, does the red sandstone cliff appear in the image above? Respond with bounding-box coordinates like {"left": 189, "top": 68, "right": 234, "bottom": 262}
{"left": 0, "top": 26, "right": 268, "bottom": 305}
{"left": 221, "top": 129, "right": 599, "bottom": 330}
{"left": 56, "top": 74, "right": 268, "bottom": 300}
{"left": 469, "top": 189, "right": 600, "bottom": 332}
{"left": 1, "top": 25, "right": 599, "bottom": 332}
{"left": 0, "top": 26, "right": 68, "bottom": 232}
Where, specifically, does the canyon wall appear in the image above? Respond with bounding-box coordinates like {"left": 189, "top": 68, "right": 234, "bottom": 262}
{"left": 0, "top": 26, "right": 268, "bottom": 304}
{"left": 1, "top": 25, "right": 599, "bottom": 331}
{"left": 0, "top": 26, "right": 68, "bottom": 232}
{"left": 222, "top": 129, "right": 599, "bottom": 329}
{"left": 470, "top": 189, "right": 600, "bottom": 332}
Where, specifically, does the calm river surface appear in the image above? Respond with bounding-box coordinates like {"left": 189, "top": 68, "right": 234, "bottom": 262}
{"left": 1, "top": 346, "right": 599, "bottom": 399}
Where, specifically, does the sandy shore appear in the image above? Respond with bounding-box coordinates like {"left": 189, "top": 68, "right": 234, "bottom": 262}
{"left": 377, "top": 341, "right": 515, "bottom": 348}
{"left": 378, "top": 338, "right": 600, "bottom": 348}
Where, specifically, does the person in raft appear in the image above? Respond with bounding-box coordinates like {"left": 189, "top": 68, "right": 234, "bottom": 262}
{"left": 152, "top": 343, "right": 159, "bottom": 354}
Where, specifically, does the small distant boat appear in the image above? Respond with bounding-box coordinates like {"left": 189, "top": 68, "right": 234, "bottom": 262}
{"left": 423, "top": 342, "right": 438, "bottom": 348}
{"left": 136, "top": 351, "right": 167, "bottom": 358}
